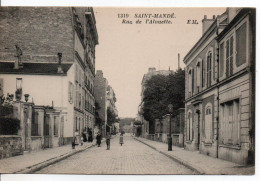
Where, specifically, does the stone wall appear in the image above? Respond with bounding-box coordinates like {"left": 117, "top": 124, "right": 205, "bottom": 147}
{"left": 0, "top": 135, "right": 23, "bottom": 159}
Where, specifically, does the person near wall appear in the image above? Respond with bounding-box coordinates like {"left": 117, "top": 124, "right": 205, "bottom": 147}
{"left": 119, "top": 133, "right": 124, "bottom": 146}
{"left": 106, "top": 133, "right": 111, "bottom": 150}
{"left": 96, "top": 132, "right": 102, "bottom": 147}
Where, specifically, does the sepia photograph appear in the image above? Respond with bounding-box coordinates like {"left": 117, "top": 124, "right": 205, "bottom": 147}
{"left": 0, "top": 5, "right": 256, "bottom": 176}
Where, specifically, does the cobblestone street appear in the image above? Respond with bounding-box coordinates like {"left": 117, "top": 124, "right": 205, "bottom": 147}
{"left": 36, "top": 135, "right": 195, "bottom": 174}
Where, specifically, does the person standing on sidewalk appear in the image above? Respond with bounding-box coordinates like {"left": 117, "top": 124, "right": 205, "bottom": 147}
{"left": 106, "top": 133, "right": 111, "bottom": 150}
{"left": 119, "top": 133, "right": 124, "bottom": 146}
{"left": 96, "top": 132, "right": 102, "bottom": 147}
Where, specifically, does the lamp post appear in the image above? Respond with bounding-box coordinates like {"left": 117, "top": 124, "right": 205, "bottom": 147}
{"left": 168, "top": 104, "right": 173, "bottom": 151}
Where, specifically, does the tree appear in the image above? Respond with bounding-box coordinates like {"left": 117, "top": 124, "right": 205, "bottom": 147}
{"left": 94, "top": 101, "right": 102, "bottom": 129}
{"left": 107, "top": 107, "right": 117, "bottom": 126}
{"left": 142, "top": 69, "right": 185, "bottom": 134}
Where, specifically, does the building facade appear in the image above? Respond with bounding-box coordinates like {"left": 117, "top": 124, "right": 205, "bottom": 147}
{"left": 0, "top": 7, "right": 98, "bottom": 146}
{"left": 94, "top": 70, "right": 118, "bottom": 136}
{"left": 183, "top": 8, "right": 255, "bottom": 165}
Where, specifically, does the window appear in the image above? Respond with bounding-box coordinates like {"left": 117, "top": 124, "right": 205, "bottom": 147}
{"left": 75, "top": 84, "right": 78, "bottom": 108}
{"left": 192, "top": 69, "right": 194, "bottom": 95}
{"left": 31, "top": 111, "right": 39, "bottom": 136}
{"left": 188, "top": 69, "right": 192, "bottom": 97}
{"left": 225, "top": 35, "right": 234, "bottom": 77}
{"left": 196, "top": 61, "right": 200, "bottom": 92}
{"left": 219, "top": 43, "right": 224, "bottom": 78}
{"left": 187, "top": 111, "right": 193, "bottom": 141}
{"left": 68, "top": 82, "right": 73, "bottom": 104}
{"left": 204, "top": 103, "right": 213, "bottom": 142}
{"left": 202, "top": 59, "right": 205, "bottom": 88}
{"left": 206, "top": 52, "right": 212, "bottom": 87}
{"left": 75, "top": 65, "right": 78, "bottom": 82}
{"left": 236, "top": 22, "right": 247, "bottom": 66}
{"left": 220, "top": 99, "right": 240, "bottom": 145}
{"left": 54, "top": 116, "right": 59, "bottom": 136}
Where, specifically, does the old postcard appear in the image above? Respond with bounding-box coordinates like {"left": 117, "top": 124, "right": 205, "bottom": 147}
{"left": 0, "top": 7, "right": 255, "bottom": 175}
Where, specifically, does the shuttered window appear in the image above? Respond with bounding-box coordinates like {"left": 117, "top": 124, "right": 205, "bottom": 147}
{"left": 68, "top": 82, "right": 73, "bottom": 104}
{"left": 220, "top": 99, "right": 240, "bottom": 145}
{"left": 206, "top": 52, "right": 212, "bottom": 87}
{"left": 225, "top": 35, "right": 234, "bottom": 77}
{"left": 205, "top": 105, "right": 212, "bottom": 142}
{"left": 236, "top": 22, "right": 247, "bottom": 66}
{"left": 219, "top": 43, "right": 224, "bottom": 78}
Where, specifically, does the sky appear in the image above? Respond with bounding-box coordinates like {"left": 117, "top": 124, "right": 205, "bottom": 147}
{"left": 94, "top": 7, "right": 226, "bottom": 118}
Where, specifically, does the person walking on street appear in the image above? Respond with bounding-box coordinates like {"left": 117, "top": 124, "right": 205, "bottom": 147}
{"left": 96, "top": 132, "right": 102, "bottom": 147}
{"left": 119, "top": 133, "right": 124, "bottom": 146}
{"left": 106, "top": 133, "right": 111, "bottom": 150}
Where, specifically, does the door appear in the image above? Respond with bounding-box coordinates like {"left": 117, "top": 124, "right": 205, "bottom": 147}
{"left": 23, "top": 107, "right": 30, "bottom": 151}
{"left": 44, "top": 114, "right": 51, "bottom": 148}
{"left": 197, "top": 110, "right": 201, "bottom": 149}
{"left": 59, "top": 115, "right": 64, "bottom": 145}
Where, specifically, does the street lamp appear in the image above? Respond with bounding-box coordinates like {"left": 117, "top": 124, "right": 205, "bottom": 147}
{"left": 168, "top": 104, "right": 173, "bottom": 151}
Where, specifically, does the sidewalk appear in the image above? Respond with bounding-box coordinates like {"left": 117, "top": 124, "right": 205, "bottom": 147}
{"left": 135, "top": 137, "right": 255, "bottom": 175}
{"left": 0, "top": 137, "right": 108, "bottom": 174}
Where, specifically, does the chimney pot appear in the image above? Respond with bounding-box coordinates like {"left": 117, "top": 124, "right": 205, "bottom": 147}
{"left": 213, "top": 15, "right": 216, "bottom": 19}
{"left": 57, "top": 53, "right": 64, "bottom": 73}
{"left": 204, "top": 15, "right": 207, "bottom": 19}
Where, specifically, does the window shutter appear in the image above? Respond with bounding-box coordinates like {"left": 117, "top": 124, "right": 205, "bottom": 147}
{"left": 230, "top": 36, "right": 234, "bottom": 75}
{"left": 202, "top": 59, "right": 204, "bottom": 87}
{"left": 226, "top": 39, "right": 230, "bottom": 77}
{"left": 219, "top": 43, "right": 224, "bottom": 77}
{"left": 236, "top": 22, "right": 247, "bottom": 66}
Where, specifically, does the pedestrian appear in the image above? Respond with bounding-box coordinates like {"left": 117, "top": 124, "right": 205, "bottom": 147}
{"left": 119, "top": 133, "right": 124, "bottom": 146}
{"left": 96, "top": 132, "right": 102, "bottom": 147}
{"left": 106, "top": 132, "right": 111, "bottom": 150}
{"left": 80, "top": 136, "right": 84, "bottom": 146}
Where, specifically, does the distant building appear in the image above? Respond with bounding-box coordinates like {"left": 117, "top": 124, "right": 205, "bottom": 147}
{"left": 183, "top": 8, "right": 255, "bottom": 165}
{"left": 0, "top": 7, "right": 98, "bottom": 148}
{"left": 94, "top": 70, "right": 118, "bottom": 136}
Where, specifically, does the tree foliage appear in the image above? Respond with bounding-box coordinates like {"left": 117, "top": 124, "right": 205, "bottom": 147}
{"left": 0, "top": 117, "right": 20, "bottom": 135}
{"left": 95, "top": 101, "right": 102, "bottom": 128}
{"left": 142, "top": 69, "right": 185, "bottom": 133}
{"left": 107, "top": 107, "right": 117, "bottom": 126}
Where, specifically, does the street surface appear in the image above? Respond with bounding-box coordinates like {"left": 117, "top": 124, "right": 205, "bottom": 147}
{"left": 36, "top": 134, "right": 195, "bottom": 174}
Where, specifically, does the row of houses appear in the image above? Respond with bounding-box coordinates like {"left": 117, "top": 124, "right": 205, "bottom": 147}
{"left": 183, "top": 8, "right": 255, "bottom": 165}
{"left": 138, "top": 8, "right": 255, "bottom": 165}
{"left": 0, "top": 7, "right": 117, "bottom": 159}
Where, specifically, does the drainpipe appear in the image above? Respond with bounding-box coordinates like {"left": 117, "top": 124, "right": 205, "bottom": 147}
{"left": 216, "top": 35, "right": 220, "bottom": 159}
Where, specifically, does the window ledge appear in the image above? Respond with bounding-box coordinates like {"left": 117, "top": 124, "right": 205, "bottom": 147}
{"left": 31, "top": 136, "right": 42, "bottom": 138}
{"left": 219, "top": 144, "right": 241, "bottom": 150}
{"left": 185, "top": 140, "right": 192, "bottom": 144}
{"left": 203, "top": 142, "right": 212, "bottom": 146}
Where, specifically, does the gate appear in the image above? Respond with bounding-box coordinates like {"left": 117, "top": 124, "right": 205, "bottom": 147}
{"left": 44, "top": 114, "right": 51, "bottom": 148}
{"left": 23, "top": 107, "right": 29, "bottom": 151}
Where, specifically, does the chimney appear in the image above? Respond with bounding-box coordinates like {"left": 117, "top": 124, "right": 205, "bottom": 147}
{"left": 57, "top": 53, "right": 64, "bottom": 74}
{"left": 148, "top": 67, "right": 156, "bottom": 74}
{"left": 14, "top": 44, "right": 23, "bottom": 69}
{"left": 178, "top": 53, "right": 180, "bottom": 70}
{"left": 96, "top": 70, "right": 103, "bottom": 77}
{"left": 202, "top": 15, "right": 215, "bottom": 34}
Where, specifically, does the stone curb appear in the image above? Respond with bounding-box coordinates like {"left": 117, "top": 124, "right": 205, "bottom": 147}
{"left": 12, "top": 136, "right": 113, "bottom": 174}
{"left": 13, "top": 143, "right": 97, "bottom": 174}
{"left": 134, "top": 137, "right": 205, "bottom": 175}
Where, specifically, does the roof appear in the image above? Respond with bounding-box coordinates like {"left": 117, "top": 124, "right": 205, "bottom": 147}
{"left": 183, "top": 11, "right": 228, "bottom": 64}
{"left": 0, "top": 62, "right": 72, "bottom": 75}
{"left": 217, "top": 8, "right": 255, "bottom": 42}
